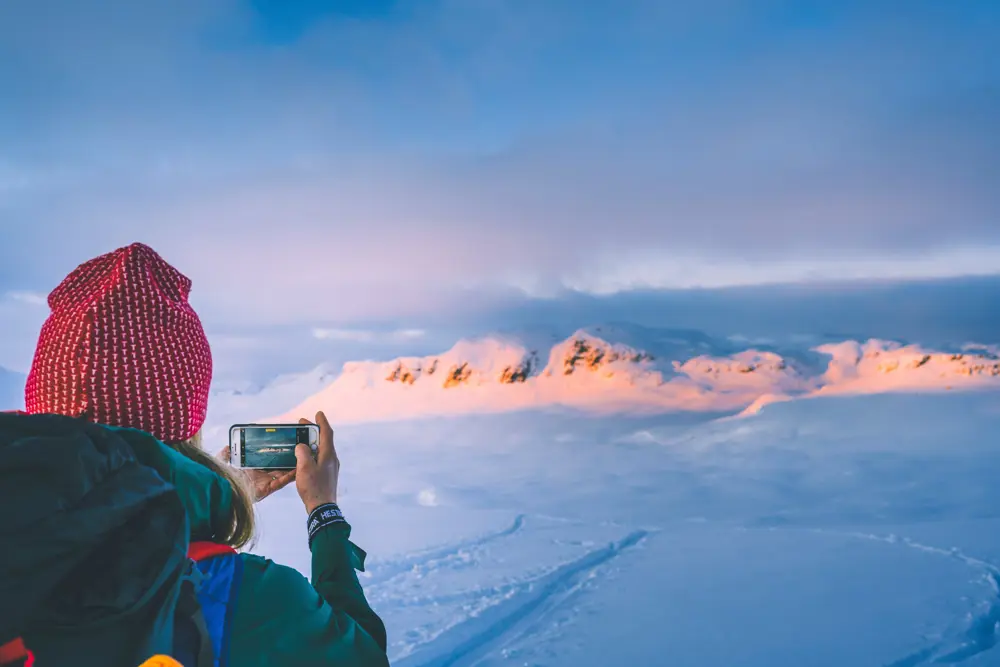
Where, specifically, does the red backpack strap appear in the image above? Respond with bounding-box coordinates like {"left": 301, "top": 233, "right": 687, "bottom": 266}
{"left": 188, "top": 541, "right": 236, "bottom": 562}
{"left": 0, "top": 638, "right": 34, "bottom": 667}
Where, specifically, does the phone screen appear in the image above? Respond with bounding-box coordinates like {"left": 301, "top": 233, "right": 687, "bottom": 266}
{"left": 240, "top": 426, "right": 310, "bottom": 469}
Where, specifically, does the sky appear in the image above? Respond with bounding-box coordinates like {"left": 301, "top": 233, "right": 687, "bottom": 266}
{"left": 1, "top": 0, "right": 999, "bottom": 377}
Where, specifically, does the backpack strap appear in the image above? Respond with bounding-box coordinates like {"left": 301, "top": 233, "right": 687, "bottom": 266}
{"left": 0, "top": 638, "right": 33, "bottom": 667}
{"left": 173, "top": 542, "right": 240, "bottom": 667}
{"left": 189, "top": 542, "right": 237, "bottom": 562}
{"left": 175, "top": 561, "right": 215, "bottom": 667}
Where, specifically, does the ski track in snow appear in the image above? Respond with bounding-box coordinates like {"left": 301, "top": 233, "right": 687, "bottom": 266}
{"left": 363, "top": 514, "right": 527, "bottom": 587}
{"left": 820, "top": 530, "right": 1000, "bottom": 666}
{"left": 390, "top": 529, "right": 650, "bottom": 667}
{"left": 885, "top": 570, "right": 1000, "bottom": 666}
{"left": 364, "top": 512, "right": 649, "bottom": 666}
{"left": 376, "top": 581, "right": 524, "bottom": 611}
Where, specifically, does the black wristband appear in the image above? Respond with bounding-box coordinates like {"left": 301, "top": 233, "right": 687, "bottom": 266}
{"left": 307, "top": 503, "right": 346, "bottom": 548}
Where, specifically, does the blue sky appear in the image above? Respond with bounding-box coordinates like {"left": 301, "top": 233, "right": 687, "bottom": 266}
{"left": 1, "top": 0, "right": 998, "bottom": 339}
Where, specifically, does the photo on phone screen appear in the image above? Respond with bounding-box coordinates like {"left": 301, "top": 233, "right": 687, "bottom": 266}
{"left": 239, "top": 426, "right": 310, "bottom": 469}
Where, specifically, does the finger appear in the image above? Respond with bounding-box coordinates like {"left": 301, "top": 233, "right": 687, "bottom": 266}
{"left": 294, "top": 443, "right": 315, "bottom": 471}
{"left": 216, "top": 446, "right": 231, "bottom": 463}
{"left": 256, "top": 469, "right": 293, "bottom": 498}
{"left": 315, "top": 411, "right": 336, "bottom": 464}
{"left": 277, "top": 473, "right": 296, "bottom": 493}
{"left": 298, "top": 417, "right": 313, "bottom": 425}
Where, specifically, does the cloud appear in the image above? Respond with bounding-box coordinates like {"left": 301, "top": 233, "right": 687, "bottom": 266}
{"left": 455, "top": 275, "right": 1000, "bottom": 349}
{"left": 208, "top": 334, "right": 270, "bottom": 350}
{"left": 561, "top": 247, "right": 1000, "bottom": 294}
{"left": 0, "top": 0, "right": 997, "bottom": 325}
{"left": 3, "top": 291, "right": 47, "bottom": 306}
{"left": 312, "top": 328, "right": 427, "bottom": 343}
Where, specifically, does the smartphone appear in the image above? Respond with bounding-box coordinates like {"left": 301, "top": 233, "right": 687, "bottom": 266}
{"left": 229, "top": 423, "right": 319, "bottom": 470}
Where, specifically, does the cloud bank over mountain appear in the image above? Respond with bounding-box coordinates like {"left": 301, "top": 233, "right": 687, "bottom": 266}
{"left": 2, "top": 0, "right": 998, "bottom": 325}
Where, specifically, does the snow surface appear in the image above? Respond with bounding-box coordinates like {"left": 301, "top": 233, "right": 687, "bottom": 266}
{"left": 246, "top": 392, "right": 1000, "bottom": 666}
{"left": 206, "top": 328, "right": 1000, "bottom": 665}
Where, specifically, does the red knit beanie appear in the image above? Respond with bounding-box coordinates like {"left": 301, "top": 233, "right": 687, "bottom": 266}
{"left": 24, "top": 242, "right": 213, "bottom": 443}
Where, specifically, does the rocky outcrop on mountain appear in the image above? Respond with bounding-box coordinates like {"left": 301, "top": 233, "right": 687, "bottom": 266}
{"left": 386, "top": 362, "right": 419, "bottom": 384}
{"left": 443, "top": 362, "right": 472, "bottom": 388}
{"left": 499, "top": 353, "right": 538, "bottom": 384}
{"left": 385, "top": 358, "right": 443, "bottom": 384}
{"left": 938, "top": 352, "right": 999, "bottom": 376}
{"left": 561, "top": 337, "right": 652, "bottom": 375}
{"left": 383, "top": 353, "right": 537, "bottom": 388}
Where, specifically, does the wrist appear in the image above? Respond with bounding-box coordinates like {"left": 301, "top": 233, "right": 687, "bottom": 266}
{"left": 303, "top": 495, "right": 337, "bottom": 515}
{"left": 306, "top": 502, "right": 346, "bottom": 548}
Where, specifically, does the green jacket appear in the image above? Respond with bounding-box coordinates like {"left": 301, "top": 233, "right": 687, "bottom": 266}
{"left": 117, "top": 426, "right": 390, "bottom": 667}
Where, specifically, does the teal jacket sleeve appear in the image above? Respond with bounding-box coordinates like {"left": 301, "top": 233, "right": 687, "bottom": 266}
{"left": 230, "top": 525, "right": 388, "bottom": 667}
{"left": 310, "top": 522, "right": 389, "bottom": 652}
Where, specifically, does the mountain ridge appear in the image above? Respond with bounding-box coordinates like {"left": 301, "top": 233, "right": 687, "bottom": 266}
{"left": 3, "top": 327, "right": 997, "bottom": 437}
{"left": 251, "top": 328, "right": 999, "bottom": 429}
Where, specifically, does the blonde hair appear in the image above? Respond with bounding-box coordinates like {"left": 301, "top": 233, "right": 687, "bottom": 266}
{"left": 170, "top": 430, "right": 257, "bottom": 550}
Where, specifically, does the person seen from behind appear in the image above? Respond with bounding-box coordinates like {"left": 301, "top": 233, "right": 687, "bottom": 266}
{"left": 7, "top": 242, "right": 388, "bottom": 666}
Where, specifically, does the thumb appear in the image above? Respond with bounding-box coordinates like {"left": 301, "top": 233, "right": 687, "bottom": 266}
{"left": 294, "top": 443, "right": 314, "bottom": 469}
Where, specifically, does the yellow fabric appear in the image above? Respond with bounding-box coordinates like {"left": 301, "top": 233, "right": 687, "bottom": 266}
{"left": 137, "top": 656, "right": 184, "bottom": 667}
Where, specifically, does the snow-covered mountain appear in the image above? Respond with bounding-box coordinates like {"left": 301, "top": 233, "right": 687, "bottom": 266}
{"left": 217, "top": 327, "right": 1000, "bottom": 428}
{"left": 2, "top": 326, "right": 996, "bottom": 434}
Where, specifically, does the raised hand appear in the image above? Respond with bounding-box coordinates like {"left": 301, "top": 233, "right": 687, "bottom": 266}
{"left": 294, "top": 411, "right": 340, "bottom": 514}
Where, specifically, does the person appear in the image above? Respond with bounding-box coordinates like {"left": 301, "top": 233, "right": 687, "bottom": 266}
{"left": 10, "top": 242, "right": 388, "bottom": 666}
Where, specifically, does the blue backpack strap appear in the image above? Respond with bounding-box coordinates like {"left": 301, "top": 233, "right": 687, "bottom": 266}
{"left": 174, "top": 543, "right": 243, "bottom": 667}
{"left": 174, "top": 565, "right": 214, "bottom": 667}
